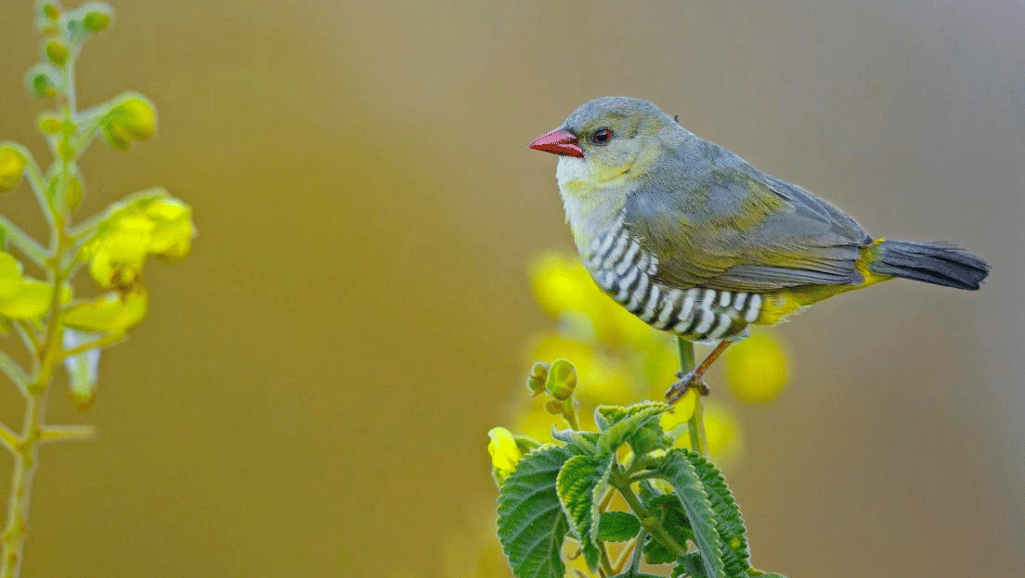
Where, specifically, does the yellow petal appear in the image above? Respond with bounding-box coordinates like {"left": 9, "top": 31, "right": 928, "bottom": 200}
{"left": 0, "top": 279, "right": 53, "bottom": 319}
{"left": 64, "top": 289, "right": 147, "bottom": 334}
{"left": 0, "top": 252, "right": 25, "bottom": 300}
{"left": 0, "top": 144, "right": 27, "bottom": 191}
{"left": 486, "top": 427, "right": 523, "bottom": 473}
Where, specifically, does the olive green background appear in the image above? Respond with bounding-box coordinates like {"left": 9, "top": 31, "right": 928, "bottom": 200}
{"left": 0, "top": 1, "right": 1023, "bottom": 576}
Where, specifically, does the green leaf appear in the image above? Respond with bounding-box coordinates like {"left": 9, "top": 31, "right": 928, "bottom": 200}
{"left": 556, "top": 454, "right": 612, "bottom": 571}
{"left": 596, "top": 402, "right": 669, "bottom": 457}
{"left": 672, "top": 553, "right": 707, "bottom": 577}
{"left": 497, "top": 445, "right": 572, "bottom": 578}
{"left": 551, "top": 427, "right": 599, "bottom": 454}
{"left": 683, "top": 450, "right": 751, "bottom": 577}
{"left": 597, "top": 511, "right": 640, "bottom": 542}
{"left": 611, "top": 573, "right": 662, "bottom": 578}
{"left": 642, "top": 495, "right": 693, "bottom": 565}
{"left": 657, "top": 449, "right": 723, "bottom": 578}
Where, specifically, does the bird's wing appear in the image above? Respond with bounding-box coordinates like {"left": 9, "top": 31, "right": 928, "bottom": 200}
{"left": 623, "top": 139, "right": 873, "bottom": 292}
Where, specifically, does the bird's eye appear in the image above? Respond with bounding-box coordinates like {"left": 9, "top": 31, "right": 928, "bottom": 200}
{"left": 591, "top": 128, "right": 613, "bottom": 145}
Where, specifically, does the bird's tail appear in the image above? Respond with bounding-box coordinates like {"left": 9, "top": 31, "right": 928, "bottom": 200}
{"left": 868, "top": 239, "right": 990, "bottom": 290}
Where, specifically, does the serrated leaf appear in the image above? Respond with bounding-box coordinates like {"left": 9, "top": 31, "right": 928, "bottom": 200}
{"left": 642, "top": 495, "right": 693, "bottom": 565}
{"left": 550, "top": 426, "right": 599, "bottom": 454}
{"left": 611, "top": 573, "right": 662, "bottom": 578}
{"left": 556, "top": 454, "right": 612, "bottom": 571}
{"left": 672, "top": 552, "right": 707, "bottom": 577}
{"left": 596, "top": 402, "right": 669, "bottom": 457}
{"left": 497, "top": 445, "right": 572, "bottom": 578}
{"left": 657, "top": 449, "right": 723, "bottom": 578}
{"left": 597, "top": 511, "right": 640, "bottom": 542}
{"left": 682, "top": 450, "right": 750, "bottom": 577}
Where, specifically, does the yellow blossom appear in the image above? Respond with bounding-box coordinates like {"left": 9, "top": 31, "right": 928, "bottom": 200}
{"left": 0, "top": 144, "right": 27, "bottom": 192}
{"left": 0, "top": 252, "right": 70, "bottom": 320}
{"left": 487, "top": 427, "right": 523, "bottom": 482}
{"left": 145, "top": 198, "right": 195, "bottom": 260}
{"left": 726, "top": 333, "right": 788, "bottom": 404}
{"left": 64, "top": 289, "right": 147, "bottom": 334}
{"left": 101, "top": 94, "right": 156, "bottom": 151}
{"left": 83, "top": 214, "right": 153, "bottom": 289}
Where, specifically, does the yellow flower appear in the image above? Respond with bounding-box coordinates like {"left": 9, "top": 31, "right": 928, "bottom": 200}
{"left": 0, "top": 144, "right": 27, "bottom": 192}
{"left": 101, "top": 94, "right": 156, "bottom": 151}
{"left": 81, "top": 195, "right": 196, "bottom": 289}
{"left": 64, "top": 289, "right": 147, "bottom": 334}
{"left": 145, "top": 198, "right": 195, "bottom": 261}
{"left": 487, "top": 427, "right": 523, "bottom": 482}
{"left": 0, "top": 252, "right": 69, "bottom": 320}
{"left": 83, "top": 214, "right": 153, "bottom": 289}
{"left": 726, "top": 333, "right": 788, "bottom": 404}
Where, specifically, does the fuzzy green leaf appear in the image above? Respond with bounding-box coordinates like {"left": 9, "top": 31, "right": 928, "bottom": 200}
{"left": 672, "top": 553, "right": 707, "bottom": 578}
{"left": 642, "top": 495, "right": 693, "bottom": 565}
{"left": 683, "top": 449, "right": 751, "bottom": 577}
{"left": 596, "top": 402, "right": 669, "bottom": 457}
{"left": 556, "top": 454, "right": 612, "bottom": 571}
{"left": 657, "top": 450, "right": 723, "bottom": 578}
{"left": 597, "top": 511, "right": 641, "bottom": 542}
{"left": 497, "top": 445, "right": 572, "bottom": 578}
{"left": 551, "top": 427, "right": 600, "bottom": 455}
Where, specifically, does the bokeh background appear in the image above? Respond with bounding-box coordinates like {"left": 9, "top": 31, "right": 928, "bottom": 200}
{"left": 0, "top": 1, "right": 1022, "bottom": 576}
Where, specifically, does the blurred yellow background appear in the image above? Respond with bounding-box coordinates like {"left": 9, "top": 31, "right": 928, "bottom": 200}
{"left": 0, "top": 1, "right": 1023, "bottom": 576}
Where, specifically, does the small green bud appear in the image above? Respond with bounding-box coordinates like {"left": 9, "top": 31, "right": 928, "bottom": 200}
{"left": 544, "top": 358, "right": 577, "bottom": 401}
{"left": 38, "top": 114, "right": 62, "bottom": 135}
{"left": 0, "top": 145, "right": 27, "bottom": 192}
{"left": 65, "top": 173, "right": 83, "bottom": 211}
{"left": 544, "top": 399, "right": 564, "bottom": 415}
{"left": 526, "top": 361, "right": 548, "bottom": 394}
{"left": 41, "top": 2, "right": 62, "bottom": 20}
{"left": 81, "top": 2, "right": 114, "bottom": 33}
{"left": 25, "top": 64, "right": 62, "bottom": 99}
{"left": 45, "top": 40, "right": 69, "bottom": 66}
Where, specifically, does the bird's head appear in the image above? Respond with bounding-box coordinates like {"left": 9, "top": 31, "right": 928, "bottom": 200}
{"left": 529, "top": 97, "right": 681, "bottom": 193}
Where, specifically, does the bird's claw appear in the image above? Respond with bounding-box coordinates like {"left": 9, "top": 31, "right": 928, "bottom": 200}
{"left": 665, "top": 370, "right": 710, "bottom": 404}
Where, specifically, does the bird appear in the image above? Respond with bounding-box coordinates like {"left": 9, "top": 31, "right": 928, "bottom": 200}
{"left": 528, "top": 96, "right": 989, "bottom": 402}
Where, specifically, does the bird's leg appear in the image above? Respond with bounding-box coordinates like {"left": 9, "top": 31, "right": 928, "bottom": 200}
{"left": 665, "top": 340, "right": 733, "bottom": 403}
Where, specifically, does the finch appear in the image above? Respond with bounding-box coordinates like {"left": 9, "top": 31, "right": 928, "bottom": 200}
{"left": 528, "top": 97, "right": 989, "bottom": 400}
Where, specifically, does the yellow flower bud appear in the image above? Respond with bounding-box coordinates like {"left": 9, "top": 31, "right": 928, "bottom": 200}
{"left": 38, "top": 114, "right": 62, "bottom": 135}
{"left": 45, "top": 40, "right": 69, "bottom": 66}
{"left": 487, "top": 427, "right": 523, "bottom": 482}
{"left": 526, "top": 361, "right": 548, "bottom": 394}
{"left": 0, "top": 279, "right": 58, "bottom": 320}
{"left": 64, "top": 289, "right": 147, "bottom": 334}
{"left": 0, "top": 145, "right": 27, "bottom": 192}
{"left": 726, "top": 333, "right": 788, "bottom": 404}
{"left": 101, "top": 94, "right": 157, "bottom": 151}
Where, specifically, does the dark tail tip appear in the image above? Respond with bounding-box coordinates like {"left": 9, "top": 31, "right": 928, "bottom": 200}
{"left": 869, "top": 240, "right": 990, "bottom": 290}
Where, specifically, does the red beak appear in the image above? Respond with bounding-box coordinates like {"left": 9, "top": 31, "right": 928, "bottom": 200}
{"left": 528, "top": 128, "right": 583, "bottom": 158}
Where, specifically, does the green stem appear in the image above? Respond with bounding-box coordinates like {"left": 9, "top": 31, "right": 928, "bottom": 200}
{"left": 0, "top": 354, "right": 28, "bottom": 397}
{"left": 0, "top": 218, "right": 46, "bottom": 268}
{"left": 613, "top": 472, "right": 689, "bottom": 561}
{"left": 677, "top": 337, "right": 708, "bottom": 456}
{"left": 59, "top": 332, "right": 123, "bottom": 360}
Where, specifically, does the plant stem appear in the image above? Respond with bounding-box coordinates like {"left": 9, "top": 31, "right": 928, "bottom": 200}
{"left": 677, "top": 337, "right": 708, "bottom": 456}
{"left": 613, "top": 473, "right": 689, "bottom": 561}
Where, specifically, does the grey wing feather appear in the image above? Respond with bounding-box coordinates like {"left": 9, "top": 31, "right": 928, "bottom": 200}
{"left": 624, "top": 137, "right": 872, "bottom": 292}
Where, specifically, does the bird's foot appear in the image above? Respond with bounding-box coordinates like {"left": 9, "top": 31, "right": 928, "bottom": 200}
{"left": 665, "top": 370, "right": 710, "bottom": 404}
